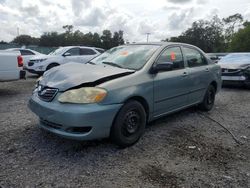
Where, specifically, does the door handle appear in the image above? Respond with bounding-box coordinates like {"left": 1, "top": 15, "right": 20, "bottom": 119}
{"left": 205, "top": 68, "right": 209, "bottom": 72}
{"left": 182, "top": 72, "right": 188, "bottom": 77}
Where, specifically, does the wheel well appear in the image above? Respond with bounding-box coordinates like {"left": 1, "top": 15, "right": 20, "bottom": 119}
{"left": 46, "top": 63, "right": 59, "bottom": 70}
{"left": 124, "top": 96, "right": 150, "bottom": 121}
{"left": 210, "top": 81, "right": 217, "bottom": 92}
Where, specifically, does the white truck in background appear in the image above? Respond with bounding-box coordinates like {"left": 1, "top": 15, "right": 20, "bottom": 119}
{"left": 0, "top": 50, "right": 26, "bottom": 82}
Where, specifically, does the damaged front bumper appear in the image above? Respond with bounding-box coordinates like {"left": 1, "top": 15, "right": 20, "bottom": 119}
{"left": 28, "top": 92, "right": 122, "bottom": 141}
{"left": 221, "top": 68, "right": 250, "bottom": 85}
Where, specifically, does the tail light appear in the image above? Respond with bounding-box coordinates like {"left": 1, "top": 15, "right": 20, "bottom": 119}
{"left": 17, "top": 55, "right": 23, "bottom": 67}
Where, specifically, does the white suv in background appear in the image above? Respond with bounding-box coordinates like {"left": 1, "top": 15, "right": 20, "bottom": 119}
{"left": 25, "top": 46, "right": 103, "bottom": 75}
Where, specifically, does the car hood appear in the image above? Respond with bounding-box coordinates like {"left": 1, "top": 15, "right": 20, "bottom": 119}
{"left": 218, "top": 63, "right": 250, "bottom": 70}
{"left": 40, "top": 62, "right": 135, "bottom": 91}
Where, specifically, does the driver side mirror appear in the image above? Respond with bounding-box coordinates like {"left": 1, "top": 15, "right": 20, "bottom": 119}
{"left": 150, "top": 62, "right": 173, "bottom": 74}
{"left": 63, "top": 52, "right": 71, "bottom": 57}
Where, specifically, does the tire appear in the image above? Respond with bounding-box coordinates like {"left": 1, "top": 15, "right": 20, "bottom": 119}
{"left": 199, "top": 85, "right": 216, "bottom": 111}
{"left": 46, "top": 63, "right": 59, "bottom": 71}
{"left": 110, "top": 100, "right": 146, "bottom": 148}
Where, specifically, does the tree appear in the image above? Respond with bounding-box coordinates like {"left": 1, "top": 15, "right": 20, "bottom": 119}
{"left": 62, "top": 25, "right": 74, "bottom": 34}
{"left": 101, "top": 30, "right": 113, "bottom": 49}
{"left": 112, "top": 30, "right": 125, "bottom": 47}
{"left": 229, "top": 24, "right": 250, "bottom": 52}
{"left": 39, "top": 32, "right": 63, "bottom": 47}
{"left": 223, "top": 13, "right": 243, "bottom": 43}
{"left": 0, "top": 40, "right": 7, "bottom": 44}
{"left": 167, "top": 16, "right": 225, "bottom": 52}
{"left": 12, "top": 35, "right": 39, "bottom": 46}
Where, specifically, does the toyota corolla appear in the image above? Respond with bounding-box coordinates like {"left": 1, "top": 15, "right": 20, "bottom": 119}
{"left": 28, "top": 42, "right": 221, "bottom": 147}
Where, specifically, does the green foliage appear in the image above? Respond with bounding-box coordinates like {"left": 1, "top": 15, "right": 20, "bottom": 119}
{"left": 12, "top": 35, "right": 39, "bottom": 46}
{"left": 167, "top": 14, "right": 249, "bottom": 53}
{"left": 37, "top": 25, "right": 124, "bottom": 49}
{"left": 11, "top": 25, "right": 124, "bottom": 49}
{"left": 168, "top": 16, "right": 225, "bottom": 53}
{"left": 229, "top": 25, "right": 250, "bottom": 52}
{"left": 223, "top": 13, "right": 243, "bottom": 44}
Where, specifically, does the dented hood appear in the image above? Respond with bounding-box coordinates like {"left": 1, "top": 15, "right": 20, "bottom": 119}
{"left": 40, "top": 62, "right": 135, "bottom": 91}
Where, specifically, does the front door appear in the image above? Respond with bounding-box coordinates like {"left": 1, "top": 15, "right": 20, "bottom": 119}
{"left": 153, "top": 46, "right": 190, "bottom": 117}
{"left": 63, "top": 47, "right": 81, "bottom": 64}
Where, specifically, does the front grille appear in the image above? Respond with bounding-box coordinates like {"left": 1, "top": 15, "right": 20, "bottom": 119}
{"left": 221, "top": 68, "right": 243, "bottom": 76}
{"left": 28, "top": 62, "right": 34, "bottom": 66}
{"left": 38, "top": 86, "right": 58, "bottom": 102}
{"left": 221, "top": 68, "right": 240, "bottom": 73}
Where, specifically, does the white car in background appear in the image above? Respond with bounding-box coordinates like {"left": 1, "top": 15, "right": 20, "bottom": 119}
{"left": 5, "top": 48, "right": 43, "bottom": 68}
{"left": 25, "top": 46, "right": 103, "bottom": 75}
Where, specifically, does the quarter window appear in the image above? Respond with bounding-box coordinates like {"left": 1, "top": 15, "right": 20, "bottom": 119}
{"left": 156, "top": 47, "right": 184, "bottom": 70}
{"left": 183, "top": 47, "right": 207, "bottom": 67}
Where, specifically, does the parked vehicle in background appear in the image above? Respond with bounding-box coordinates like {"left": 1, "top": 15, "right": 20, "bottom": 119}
{"left": 218, "top": 53, "right": 250, "bottom": 87}
{"left": 94, "top": 47, "right": 105, "bottom": 53}
{"left": 206, "top": 53, "right": 228, "bottom": 63}
{"left": 25, "top": 46, "right": 102, "bottom": 75}
{"left": 29, "top": 42, "right": 221, "bottom": 147}
{"left": 5, "top": 48, "right": 43, "bottom": 68}
{"left": 0, "top": 50, "right": 25, "bottom": 81}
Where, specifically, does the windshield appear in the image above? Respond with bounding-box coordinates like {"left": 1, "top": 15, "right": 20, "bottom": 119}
{"left": 90, "top": 45, "right": 160, "bottom": 70}
{"left": 219, "top": 53, "right": 250, "bottom": 64}
{"left": 49, "top": 48, "right": 65, "bottom": 55}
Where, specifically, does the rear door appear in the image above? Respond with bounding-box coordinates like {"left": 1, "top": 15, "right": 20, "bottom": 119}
{"left": 153, "top": 46, "right": 191, "bottom": 117}
{"left": 80, "top": 48, "right": 98, "bottom": 63}
{"left": 181, "top": 46, "right": 210, "bottom": 104}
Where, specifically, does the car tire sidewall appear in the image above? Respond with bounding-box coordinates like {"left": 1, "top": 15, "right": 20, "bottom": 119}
{"left": 111, "top": 100, "right": 146, "bottom": 147}
{"left": 200, "top": 85, "right": 216, "bottom": 111}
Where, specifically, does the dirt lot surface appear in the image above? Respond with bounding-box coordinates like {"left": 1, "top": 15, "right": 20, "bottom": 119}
{"left": 0, "top": 76, "right": 249, "bottom": 188}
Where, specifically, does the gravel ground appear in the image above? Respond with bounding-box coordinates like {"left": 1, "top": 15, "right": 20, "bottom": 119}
{"left": 0, "top": 76, "right": 249, "bottom": 188}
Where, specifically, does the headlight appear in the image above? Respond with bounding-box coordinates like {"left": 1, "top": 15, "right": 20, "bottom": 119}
{"left": 37, "top": 58, "right": 47, "bottom": 62}
{"left": 58, "top": 87, "right": 107, "bottom": 104}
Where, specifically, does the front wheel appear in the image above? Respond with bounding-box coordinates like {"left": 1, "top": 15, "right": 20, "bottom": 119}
{"left": 46, "top": 63, "right": 59, "bottom": 71}
{"left": 110, "top": 100, "right": 146, "bottom": 148}
{"left": 199, "top": 85, "right": 216, "bottom": 111}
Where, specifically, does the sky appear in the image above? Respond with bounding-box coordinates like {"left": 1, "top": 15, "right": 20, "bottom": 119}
{"left": 0, "top": 0, "right": 250, "bottom": 43}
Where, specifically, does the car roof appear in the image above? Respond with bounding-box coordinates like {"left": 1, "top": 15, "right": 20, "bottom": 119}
{"left": 60, "top": 46, "right": 97, "bottom": 50}
{"left": 128, "top": 42, "right": 201, "bottom": 49}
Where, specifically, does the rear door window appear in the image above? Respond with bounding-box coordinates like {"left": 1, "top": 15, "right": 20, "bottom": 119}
{"left": 183, "top": 47, "right": 207, "bottom": 67}
{"left": 80, "top": 48, "right": 97, "bottom": 55}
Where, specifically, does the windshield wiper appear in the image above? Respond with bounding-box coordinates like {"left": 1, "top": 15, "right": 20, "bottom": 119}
{"left": 102, "top": 61, "right": 123, "bottom": 68}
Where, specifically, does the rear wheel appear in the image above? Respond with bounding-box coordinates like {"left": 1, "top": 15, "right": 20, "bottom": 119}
{"left": 110, "top": 100, "right": 146, "bottom": 148}
{"left": 199, "top": 85, "right": 216, "bottom": 111}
